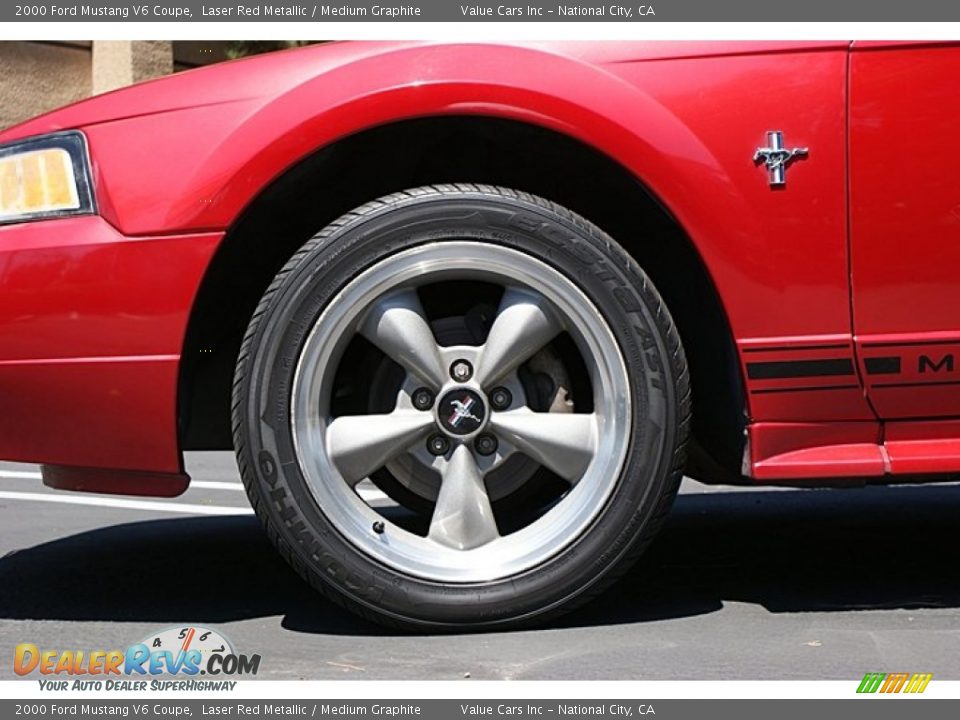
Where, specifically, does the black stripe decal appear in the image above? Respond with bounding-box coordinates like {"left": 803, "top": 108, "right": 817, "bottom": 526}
{"left": 746, "top": 358, "right": 856, "bottom": 380}
{"left": 864, "top": 356, "right": 902, "bottom": 375}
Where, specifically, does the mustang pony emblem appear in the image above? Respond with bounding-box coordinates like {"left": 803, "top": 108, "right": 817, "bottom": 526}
{"left": 754, "top": 130, "right": 809, "bottom": 187}
{"left": 448, "top": 397, "right": 482, "bottom": 427}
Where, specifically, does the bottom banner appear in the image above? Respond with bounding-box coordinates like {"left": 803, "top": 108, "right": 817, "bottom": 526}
{"left": 1, "top": 700, "right": 957, "bottom": 720}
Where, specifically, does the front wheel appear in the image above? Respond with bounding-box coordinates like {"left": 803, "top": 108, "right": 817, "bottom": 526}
{"left": 233, "top": 185, "right": 689, "bottom": 630}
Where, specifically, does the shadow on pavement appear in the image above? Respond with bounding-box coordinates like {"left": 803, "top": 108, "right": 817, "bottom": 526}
{"left": 1, "top": 483, "right": 959, "bottom": 635}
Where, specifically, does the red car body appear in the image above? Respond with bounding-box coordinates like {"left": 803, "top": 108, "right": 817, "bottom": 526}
{"left": 1, "top": 40, "right": 958, "bottom": 495}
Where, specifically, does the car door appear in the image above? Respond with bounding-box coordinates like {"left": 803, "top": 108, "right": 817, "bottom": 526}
{"left": 850, "top": 42, "right": 960, "bottom": 418}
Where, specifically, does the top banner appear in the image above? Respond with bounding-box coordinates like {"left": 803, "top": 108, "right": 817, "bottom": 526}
{"left": 6, "top": 1, "right": 960, "bottom": 22}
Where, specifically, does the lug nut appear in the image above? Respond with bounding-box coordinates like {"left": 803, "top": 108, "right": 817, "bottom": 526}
{"left": 450, "top": 360, "right": 473, "bottom": 382}
{"left": 412, "top": 387, "right": 435, "bottom": 411}
{"left": 489, "top": 387, "right": 512, "bottom": 411}
{"left": 475, "top": 434, "right": 498, "bottom": 456}
{"left": 427, "top": 434, "right": 450, "bottom": 456}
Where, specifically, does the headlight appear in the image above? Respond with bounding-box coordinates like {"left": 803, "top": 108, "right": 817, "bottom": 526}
{"left": 0, "top": 131, "right": 95, "bottom": 225}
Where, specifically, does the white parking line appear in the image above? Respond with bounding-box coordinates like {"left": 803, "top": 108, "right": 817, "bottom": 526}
{"left": 0, "top": 470, "right": 42, "bottom": 480}
{"left": 0, "top": 491, "right": 253, "bottom": 516}
{"left": 187, "top": 480, "right": 389, "bottom": 502}
{"left": 190, "top": 480, "right": 245, "bottom": 491}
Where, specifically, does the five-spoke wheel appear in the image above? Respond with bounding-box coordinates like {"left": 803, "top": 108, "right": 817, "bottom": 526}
{"left": 291, "top": 242, "right": 630, "bottom": 581}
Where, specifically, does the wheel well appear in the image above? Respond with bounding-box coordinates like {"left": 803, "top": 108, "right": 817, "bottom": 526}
{"left": 179, "top": 116, "right": 746, "bottom": 479}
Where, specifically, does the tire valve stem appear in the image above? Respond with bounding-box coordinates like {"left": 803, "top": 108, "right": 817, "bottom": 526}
{"left": 372, "top": 521, "right": 385, "bottom": 535}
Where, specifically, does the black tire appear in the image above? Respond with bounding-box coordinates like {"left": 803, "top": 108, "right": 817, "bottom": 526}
{"left": 232, "top": 185, "right": 690, "bottom": 630}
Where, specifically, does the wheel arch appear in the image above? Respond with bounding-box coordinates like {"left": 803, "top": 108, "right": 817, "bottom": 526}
{"left": 179, "top": 114, "right": 747, "bottom": 480}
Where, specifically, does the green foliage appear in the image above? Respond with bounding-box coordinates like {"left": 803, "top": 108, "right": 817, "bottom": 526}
{"left": 224, "top": 41, "right": 320, "bottom": 60}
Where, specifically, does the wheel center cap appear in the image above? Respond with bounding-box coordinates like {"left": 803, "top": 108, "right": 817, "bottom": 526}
{"left": 437, "top": 388, "right": 486, "bottom": 436}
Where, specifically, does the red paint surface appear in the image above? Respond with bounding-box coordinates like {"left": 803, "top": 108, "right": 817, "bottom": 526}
{"left": 850, "top": 42, "right": 960, "bottom": 419}
{"left": 0, "top": 216, "right": 220, "bottom": 472}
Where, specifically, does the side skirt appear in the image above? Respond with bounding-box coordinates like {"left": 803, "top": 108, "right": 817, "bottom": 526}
{"left": 748, "top": 420, "right": 960, "bottom": 483}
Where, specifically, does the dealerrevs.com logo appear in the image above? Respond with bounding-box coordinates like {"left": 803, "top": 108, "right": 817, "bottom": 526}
{"left": 14, "top": 626, "right": 260, "bottom": 691}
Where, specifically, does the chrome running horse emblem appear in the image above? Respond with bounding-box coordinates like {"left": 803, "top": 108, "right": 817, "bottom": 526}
{"left": 754, "top": 131, "right": 809, "bottom": 187}
{"left": 449, "top": 397, "right": 482, "bottom": 428}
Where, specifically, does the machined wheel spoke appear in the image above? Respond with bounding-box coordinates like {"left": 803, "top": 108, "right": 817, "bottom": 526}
{"left": 489, "top": 410, "right": 598, "bottom": 483}
{"left": 428, "top": 444, "right": 499, "bottom": 550}
{"left": 326, "top": 411, "right": 435, "bottom": 485}
{"left": 474, "top": 288, "right": 562, "bottom": 387}
{"left": 359, "top": 289, "right": 446, "bottom": 388}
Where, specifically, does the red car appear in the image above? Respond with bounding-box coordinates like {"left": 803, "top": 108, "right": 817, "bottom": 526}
{"left": 1, "top": 41, "right": 957, "bottom": 629}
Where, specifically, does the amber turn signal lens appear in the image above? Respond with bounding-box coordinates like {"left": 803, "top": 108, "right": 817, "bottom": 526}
{"left": 0, "top": 147, "right": 81, "bottom": 221}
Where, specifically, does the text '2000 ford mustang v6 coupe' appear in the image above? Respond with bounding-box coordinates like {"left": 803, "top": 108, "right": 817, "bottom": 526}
{"left": 1, "top": 41, "right": 957, "bottom": 629}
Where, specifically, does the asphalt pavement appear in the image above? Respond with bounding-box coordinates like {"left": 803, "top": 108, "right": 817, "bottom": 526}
{"left": 1, "top": 453, "right": 958, "bottom": 680}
